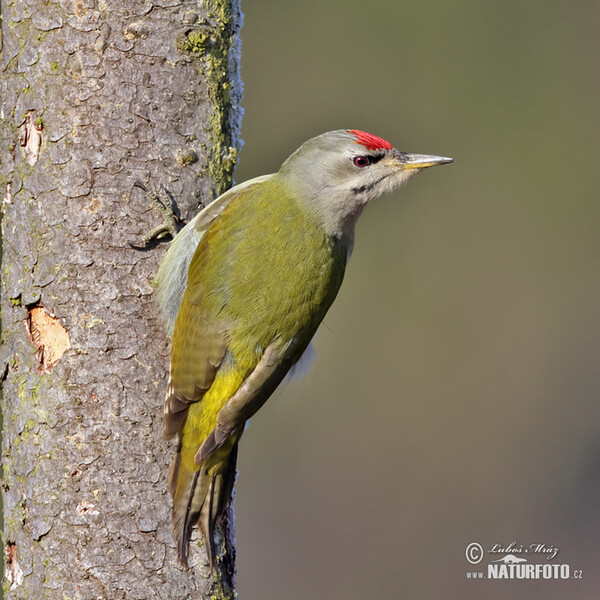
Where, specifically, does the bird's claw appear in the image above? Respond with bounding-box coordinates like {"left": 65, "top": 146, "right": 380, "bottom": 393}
{"left": 129, "top": 181, "right": 182, "bottom": 249}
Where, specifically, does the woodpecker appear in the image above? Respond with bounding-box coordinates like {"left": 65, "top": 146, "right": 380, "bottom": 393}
{"left": 155, "top": 129, "right": 452, "bottom": 565}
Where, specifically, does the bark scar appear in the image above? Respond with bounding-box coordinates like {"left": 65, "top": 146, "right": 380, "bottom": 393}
{"left": 24, "top": 304, "right": 71, "bottom": 374}
{"left": 4, "top": 541, "right": 23, "bottom": 589}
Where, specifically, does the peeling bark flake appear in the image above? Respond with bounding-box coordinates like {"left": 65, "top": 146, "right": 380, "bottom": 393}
{"left": 3, "top": 181, "right": 12, "bottom": 207}
{"left": 76, "top": 499, "right": 100, "bottom": 516}
{"left": 4, "top": 541, "right": 23, "bottom": 590}
{"left": 24, "top": 305, "right": 71, "bottom": 373}
{"left": 18, "top": 110, "right": 43, "bottom": 166}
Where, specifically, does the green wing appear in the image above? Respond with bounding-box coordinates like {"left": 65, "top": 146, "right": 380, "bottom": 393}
{"left": 163, "top": 176, "right": 348, "bottom": 447}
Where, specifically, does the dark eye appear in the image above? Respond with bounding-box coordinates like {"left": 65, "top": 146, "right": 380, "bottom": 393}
{"left": 353, "top": 156, "right": 369, "bottom": 168}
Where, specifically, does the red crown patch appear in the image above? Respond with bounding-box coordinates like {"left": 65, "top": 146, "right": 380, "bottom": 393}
{"left": 347, "top": 129, "right": 393, "bottom": 151}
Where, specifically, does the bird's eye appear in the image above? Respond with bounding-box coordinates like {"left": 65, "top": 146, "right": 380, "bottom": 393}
{"left": 353, "top": 156, "right": 369, "bottom": 168}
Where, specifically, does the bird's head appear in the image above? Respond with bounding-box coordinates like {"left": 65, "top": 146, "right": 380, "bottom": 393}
{"left": 278, "top": 129, "right": 452, "bottom": 239}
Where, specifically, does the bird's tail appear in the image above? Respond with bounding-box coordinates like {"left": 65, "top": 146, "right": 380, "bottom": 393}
{"left": 169, "top": 437, "right": 239, "bottom": 567}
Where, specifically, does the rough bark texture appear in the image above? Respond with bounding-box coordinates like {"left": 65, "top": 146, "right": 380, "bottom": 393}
{"left": 0, "top": 0, "right": 243, "bottom": 597}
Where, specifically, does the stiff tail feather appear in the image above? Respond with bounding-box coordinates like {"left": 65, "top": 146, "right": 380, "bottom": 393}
{"left": 169, "top": 439, "right": 240, "bottom": 568}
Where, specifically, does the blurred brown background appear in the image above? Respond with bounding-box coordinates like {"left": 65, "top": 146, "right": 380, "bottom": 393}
{"left": 232, "top": 1, "right": 600, "bottom": 599}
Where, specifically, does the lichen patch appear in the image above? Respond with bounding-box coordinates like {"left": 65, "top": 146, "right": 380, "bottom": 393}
{"left": 24, "top": 305, "right": 71, "bottom": 373}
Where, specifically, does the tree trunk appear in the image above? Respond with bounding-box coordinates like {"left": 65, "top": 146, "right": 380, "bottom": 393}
{"left": 0, "top": 1, "right": 243, "bottom": 597}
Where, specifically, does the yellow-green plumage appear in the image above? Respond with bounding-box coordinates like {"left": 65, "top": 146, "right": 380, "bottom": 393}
{"left": 159, "top": 129, "right": 452, "bottom": 566}
{"left": 166, "top": 175, "right": 348, "bottom": 565}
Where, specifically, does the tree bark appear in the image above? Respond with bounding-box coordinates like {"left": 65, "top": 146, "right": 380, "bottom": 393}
{"left": 0, "top": 0, "right": 243, "bottom": 597}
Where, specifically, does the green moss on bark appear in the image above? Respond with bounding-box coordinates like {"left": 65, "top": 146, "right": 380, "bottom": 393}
{"left": 176, "top": 0, "right": 238, "bottom": 197}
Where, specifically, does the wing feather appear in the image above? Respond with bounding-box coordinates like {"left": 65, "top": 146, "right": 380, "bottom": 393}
{"left": 195, "top": 338, "right": 304, "bottom": 462}
{"left": 163, "top": 305, "right": 228, "bottom": 439}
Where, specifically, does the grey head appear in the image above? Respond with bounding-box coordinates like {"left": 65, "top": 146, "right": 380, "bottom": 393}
{"left": 277, "top": 129, "right": 452, "bottom": 240}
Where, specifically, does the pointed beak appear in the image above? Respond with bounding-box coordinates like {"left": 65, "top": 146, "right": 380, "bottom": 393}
{"left": 402, "top": 153, "right": 454, "bottom": 170}
{"left": 384, "top": 149, "right": 453, "bottom": 170}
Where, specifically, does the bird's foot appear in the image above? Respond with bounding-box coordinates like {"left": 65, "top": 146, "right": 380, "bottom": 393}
{"left": 129, "top": 181, "right": 182, "bottom": 248}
